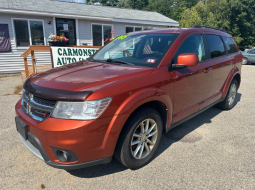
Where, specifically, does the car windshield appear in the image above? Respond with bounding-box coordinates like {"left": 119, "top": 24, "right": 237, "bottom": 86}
{"left": 91, "top": 33, "right": 179, "bottom": 68}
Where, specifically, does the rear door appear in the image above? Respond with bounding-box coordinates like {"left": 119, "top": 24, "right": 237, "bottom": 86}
{"left": 205, "top": 35, "right": 234, "bottom": 105}
{"left": 171, "top": 34, "right": 212, "bottom": 124}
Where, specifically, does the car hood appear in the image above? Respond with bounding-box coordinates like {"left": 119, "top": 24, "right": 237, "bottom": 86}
{"left": 29, "top": 61, "right": 154, "bottom": 92}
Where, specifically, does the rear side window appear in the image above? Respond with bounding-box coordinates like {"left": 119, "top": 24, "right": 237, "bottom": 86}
{"left": 206, "top": 35, "right": 226, "bottom": 59}
{"left": 249, "top": 49, "right": 255, "bottom": 54}
{"left": 222, "top": 37, "right": 238, "bottom": 54}
{"left": 172, "top": 34, "right": 206, "bottom": 63}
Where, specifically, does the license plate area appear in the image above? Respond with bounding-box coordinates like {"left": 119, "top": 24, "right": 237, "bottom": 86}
{"left": 15, "top": 116, "right": 28, "bottom": 140}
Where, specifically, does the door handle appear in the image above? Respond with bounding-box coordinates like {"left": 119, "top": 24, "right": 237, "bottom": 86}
{"left": 204, "top": 68, "right": 211, "bottom": 73}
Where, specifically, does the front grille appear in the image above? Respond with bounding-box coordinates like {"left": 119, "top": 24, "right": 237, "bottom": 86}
{"left": 33, "top": 96, "right": 56, "bottom": 108}
{"left": 21, "top": 90, "right": 57, "bottom": 121}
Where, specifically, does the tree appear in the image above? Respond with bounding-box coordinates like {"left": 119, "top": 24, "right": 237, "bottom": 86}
{"left": 180, "top": 1, "right": 217, "bottom": 28}
{"left": 117, "top": 0, "right": 149, "bottom": 9}
{"left": 86, "top": 0, "right": 119, "bottom": 6}
{"left": 228, "top": 0, "right": 255, "bottom": 48}
{"left": 180, "top": 0, "right": 255, "bottom": 48}
{"left": 117, "top": 0, "right": 132, "bottom": 8}
{"left": 88, "top": 0, "right": 255, "bottom": 48}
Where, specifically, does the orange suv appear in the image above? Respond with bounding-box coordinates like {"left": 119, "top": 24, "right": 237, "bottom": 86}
{"left": 15, "top": 26, "right": 242, "bottom": 170}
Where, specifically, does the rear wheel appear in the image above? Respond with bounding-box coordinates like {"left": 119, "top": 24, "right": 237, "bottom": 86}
{"left": 242, "top": 57, "right": 249, "bottom": 65}
{"left": 218, "top": 79, "right": 238, "bottom": 110}
{"left": 114, "top": 107, "right": 163, "bottom": 170}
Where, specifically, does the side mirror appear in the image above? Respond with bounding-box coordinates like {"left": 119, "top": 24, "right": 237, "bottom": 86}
{"left": 172, "top": 53, "right": 199, "bottom": 69}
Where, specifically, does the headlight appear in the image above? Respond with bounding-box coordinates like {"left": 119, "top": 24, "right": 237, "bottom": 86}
{"left": 52, "top": 97, "right": 112, "bottom": 120}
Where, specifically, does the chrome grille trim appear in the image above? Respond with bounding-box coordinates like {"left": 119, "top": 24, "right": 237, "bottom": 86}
{"left": 30, "top": 98, "right": 54, "bottom": 111}
{"left": 21, "top": 90, "right": 57, "bottom": 121}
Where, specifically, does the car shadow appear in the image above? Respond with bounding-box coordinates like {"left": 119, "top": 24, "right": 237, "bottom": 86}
{"left": 67, "top": 93, "right": 242, "bottom": 178}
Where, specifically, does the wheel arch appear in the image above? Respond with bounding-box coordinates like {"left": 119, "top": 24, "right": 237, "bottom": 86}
{"left": 233, "top": 73, "right": 241, "bottom": 88}
{"left": 122, "top": 100, "right": 169, "bottom": 134}
{"left": 102, "top": 88, "right": 173, "bottom": 158}
{"left": 222, "top": 67, "right": 241, "bottom": 98}
{"left": 114, "top": 88, "right": 172, "bottom": 129}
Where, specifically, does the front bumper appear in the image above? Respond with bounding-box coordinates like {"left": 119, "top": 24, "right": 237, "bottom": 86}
{"left": 15, "top": 100, "right": 129, "bottom": 169}
{"left": 18, "top": 132, "right": 111, "bottom": 170}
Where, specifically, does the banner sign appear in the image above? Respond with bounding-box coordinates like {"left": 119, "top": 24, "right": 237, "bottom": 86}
{"left": 0, "top": 24, "right": 11, "bottom": 52}
{"left": 51, "top": 47, "right": 100, "bottom": 68}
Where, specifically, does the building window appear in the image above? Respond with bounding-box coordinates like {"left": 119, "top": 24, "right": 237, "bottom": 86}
{"left": 13, "top": 20, "right": 29, "bottom": 47}
{"left": 92, "top": 24, "right": 112, "bottom": 46}
{"left": 13, "top": 19, "right": 45, "bottom": 47}
{"left": 29, "top": 20, "right": 45, "bottom": 45}
{"left": 126, "top": 26, "right": 143, "bottom": 33}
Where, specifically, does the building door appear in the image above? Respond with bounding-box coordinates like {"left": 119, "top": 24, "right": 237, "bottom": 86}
{"left": 56, "top": 18, "right": 76, "bottom": 46}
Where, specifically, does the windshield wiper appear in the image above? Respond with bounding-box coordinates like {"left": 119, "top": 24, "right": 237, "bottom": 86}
{"left": 86, "top": 57, "right": 95, "bottom": 62}
{"left": 106, "top": 59, "right": 134, "bottom": 66}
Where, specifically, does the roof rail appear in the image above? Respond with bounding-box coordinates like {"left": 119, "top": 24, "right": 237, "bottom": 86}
{"left": 191, "top": 25, "right": 227, "bottom": 33}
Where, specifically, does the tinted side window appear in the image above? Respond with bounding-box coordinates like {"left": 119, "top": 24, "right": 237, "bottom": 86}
{"left": 173, "top": 34, "right": 206, "bottom": 63}
{"left": 222, "top": 36, "right": 237, "bottom": 54}
{"left": 206, "top": 35, "right": 226, "bottom": 59}
{"left": 249, "top": 49, "right": 255, "bottom": 54}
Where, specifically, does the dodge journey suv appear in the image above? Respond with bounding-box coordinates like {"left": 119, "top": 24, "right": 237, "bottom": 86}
{"left": 15, "top": 26, "right": 242, "bottom": 170}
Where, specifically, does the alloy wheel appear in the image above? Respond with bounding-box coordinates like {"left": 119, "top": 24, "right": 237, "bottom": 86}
{"left": 131, "top": 119, "right": 158, "bottom": 159}
{"left": 242, "top": 58, "right": 248, "bottom": 65}
{"left": 228, "top": 83, "right": 237, "bottom": 106}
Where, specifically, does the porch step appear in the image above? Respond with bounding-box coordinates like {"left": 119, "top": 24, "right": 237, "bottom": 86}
{"left": 21, "top": 65, "right": 52, "bottom": 82}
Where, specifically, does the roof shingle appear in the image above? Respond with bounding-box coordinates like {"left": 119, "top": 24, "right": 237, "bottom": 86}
{"left": 0, "top": 0, "right": 178, "bottom": 25}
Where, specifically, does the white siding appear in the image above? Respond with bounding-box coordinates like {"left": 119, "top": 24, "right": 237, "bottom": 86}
{"left": 78, "top": 20, "right": 167, "bottom": 46}
{"left": 78, "top": 19, "right": 93, "bottom": 46}
{"left": 0, "top": 13, "right": 169, "bottom": 74}
{"left": 0, "top": 13, "right": 54, "bottom": 74}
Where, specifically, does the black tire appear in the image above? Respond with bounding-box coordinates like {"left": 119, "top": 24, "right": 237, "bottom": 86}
{"left": 114, "top": 107, "right": 163, "bottom": 170}
{"left": 218, "top": 79, "right": 238, "bottom": 110}
{"left": 242, "top": 57, "right": 249, "bottom": 65}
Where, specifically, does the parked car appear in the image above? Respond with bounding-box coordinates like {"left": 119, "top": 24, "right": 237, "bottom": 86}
{"left": 15, "top": 26, "right": 242, "bottom": 170}
{"left": 242, "top": 49, "right": 255, "bottom": 65}
{"left": 244, "top": 47, "right": 255, "bottom": 51}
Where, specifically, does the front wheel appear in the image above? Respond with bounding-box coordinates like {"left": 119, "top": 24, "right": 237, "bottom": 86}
{"left": 218, "top": 79, "right": 238, "bottom": 110}
{"left": 242, "top": 57, "right": 249, "bottom": 65}
{"left": 114, "top": 107, "right": 163, "bottom": 170}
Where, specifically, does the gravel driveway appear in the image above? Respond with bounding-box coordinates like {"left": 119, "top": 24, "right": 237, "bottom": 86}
{"left": 0, "top": 66, "right": 255, "bottom": 190}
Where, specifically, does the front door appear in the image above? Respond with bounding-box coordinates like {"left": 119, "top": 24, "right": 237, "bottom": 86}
{"left": 171, "top": 34, "right": 212, "bottom": 124}
{"left": 56, "top": 18, "right": 76, "bottom": 46}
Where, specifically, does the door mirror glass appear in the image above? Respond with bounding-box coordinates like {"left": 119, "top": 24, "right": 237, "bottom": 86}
{"left": 177, "top": 53, "right": 199, "bottom": 67}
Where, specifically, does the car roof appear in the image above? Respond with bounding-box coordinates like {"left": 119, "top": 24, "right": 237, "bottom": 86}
{"left": 131, "top": 28, "right": 232, "bottom": 38}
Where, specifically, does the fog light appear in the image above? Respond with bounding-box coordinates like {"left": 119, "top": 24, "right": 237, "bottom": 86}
{"left": 56, "top": 150, "right": 71, "bottom": 162}
{"left": 51, "top": 147, "right": 78, "bottom": 162}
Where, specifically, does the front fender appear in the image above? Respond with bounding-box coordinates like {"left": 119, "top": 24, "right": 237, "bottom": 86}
{"left": 115, "top": 88, "right": 172, "bottom": 117}
{"left": 100, "top": 88, "right": 173, "bottom": 158}
{"left": 222, "top": 66, "right": 240, "bottom": 98}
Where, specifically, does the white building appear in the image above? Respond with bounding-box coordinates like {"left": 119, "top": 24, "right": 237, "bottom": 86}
{"left": 0, "top": 0, "right": 179, "bottom": 73}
